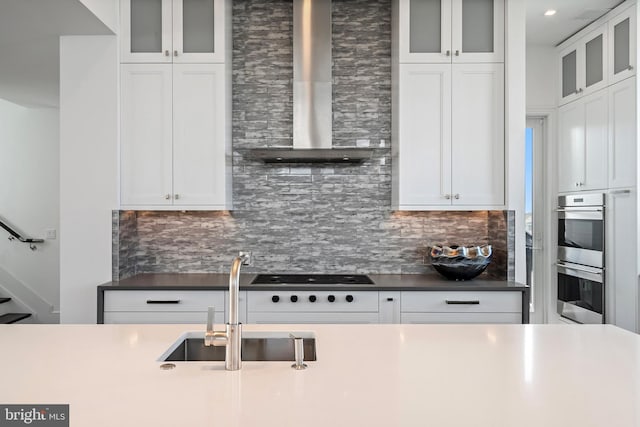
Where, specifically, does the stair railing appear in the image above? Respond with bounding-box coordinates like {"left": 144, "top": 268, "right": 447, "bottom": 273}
{"left": 0, "top": 218, "right": 44, "bottom": 251}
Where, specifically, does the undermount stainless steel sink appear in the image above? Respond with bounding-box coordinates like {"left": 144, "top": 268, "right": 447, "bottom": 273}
{"left": 159, "top": 331, "right": 317, "bottom": 362}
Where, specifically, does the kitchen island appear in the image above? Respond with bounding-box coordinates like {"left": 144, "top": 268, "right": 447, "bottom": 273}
{"left": 1, "top": 323, "right": 638, "bottom": 426}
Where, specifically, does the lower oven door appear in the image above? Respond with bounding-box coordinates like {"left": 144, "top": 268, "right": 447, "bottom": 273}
{"left": 557, "top": 261, "right": 604, "bottom": 324}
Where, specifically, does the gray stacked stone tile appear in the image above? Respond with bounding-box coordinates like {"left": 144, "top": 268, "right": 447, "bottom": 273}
{"left": 113, "top": 0, "right": 515, "bottom": 281}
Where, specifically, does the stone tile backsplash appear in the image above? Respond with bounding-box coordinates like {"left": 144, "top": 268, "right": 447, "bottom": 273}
{"left": 112, "top": 0, "right": 515, "bottom": 281}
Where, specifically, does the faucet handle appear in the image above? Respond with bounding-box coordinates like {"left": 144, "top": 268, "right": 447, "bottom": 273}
{"left": 205, "top": 306, "right": 215, "bottom": 346}
{"left": 205, "top": 306, "right": 229, "bottom": 347}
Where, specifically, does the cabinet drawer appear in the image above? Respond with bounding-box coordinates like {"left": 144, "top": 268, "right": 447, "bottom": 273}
{"left": 104, "top": 311, "right": 224, "bottom": 324}
{"left": 401, "top": 312, "right": 521, "bottom": 324}
{"left": 401, "top": 291, "right": 521, "bottom": 313}
{"left": 104, "top": 290, "right": 225, "bottom": 312}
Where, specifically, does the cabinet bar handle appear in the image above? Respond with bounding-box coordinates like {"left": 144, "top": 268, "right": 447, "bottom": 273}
{"left": 611, "top": 189, "right": 631, "bottom": 194}
{"left": 386, "top": 298, "right": 394, "bottom": 302}
{"left": 455, "top": 50, "right": 460, "bottom": 56}
{"left": 174, "top": 50, "right": 179, "bottom": 57}
{"left": 164, "top": 50, "right": 170, "bottom": 56}
{"left": 146, "top": 300, "right": 181, "bottom": 304}
{"left": 445, "top": 300, "right": 480, "bottom": 305}
{"left": 445, "top": 50, "right": 451, "bottom": 56}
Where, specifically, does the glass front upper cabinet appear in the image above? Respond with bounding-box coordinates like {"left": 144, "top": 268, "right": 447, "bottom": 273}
{"left": 609, "top": 4, "right": 636, "bottom": 84}
{"left": 121, "top": 0, "right": 225, "bottom": 63}
{"left": 559, "top": 25, "right": 607, "bottom": 105}
{"left": 399, "top": 0, "right": 504, "bottom": 63}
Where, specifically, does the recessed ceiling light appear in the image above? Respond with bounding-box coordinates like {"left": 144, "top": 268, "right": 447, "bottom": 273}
{"left": 544, "top": 9, "right": 557, "bottom": 16}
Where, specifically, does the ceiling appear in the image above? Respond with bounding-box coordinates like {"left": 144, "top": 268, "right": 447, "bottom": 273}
{"left": 0, "top": 0, "right": 113, "bottom": 108}
{"left": 526, "top": 0, "right": 626, "bottom": 46}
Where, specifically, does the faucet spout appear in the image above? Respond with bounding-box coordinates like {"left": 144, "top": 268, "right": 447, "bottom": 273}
{"left": 204, "top": 254, "right": 250, "bottom": 371}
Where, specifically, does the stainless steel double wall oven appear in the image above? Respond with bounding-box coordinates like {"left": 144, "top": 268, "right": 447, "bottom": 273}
{"left": 557, "top": 193, "right": 605, "bottom": 324}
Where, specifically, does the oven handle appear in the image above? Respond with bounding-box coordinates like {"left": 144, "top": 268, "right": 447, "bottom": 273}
{"left": 556, "top": 208, "right": 603, "bottom": 212}
{"left": 556, "top": 262, "right": 603, "bottom": 274}
{"left": 556, "top": 262, "right": 604, "bottom": 284}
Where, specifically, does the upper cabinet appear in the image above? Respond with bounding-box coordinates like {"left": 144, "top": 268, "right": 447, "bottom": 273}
{"left": 120, "top": 0, "right": 227, "bottom": 63}
{"left": 608, "top": 4, "right": 637, "bottom": 85}
{"left": 559, "top": 4, "right": 636, "bottom": 105}
{"left": 398, "top": 0, "right": 504, "bottom": 63}
{"left": 559, "top": 25, "right": 608, "bottom": 105}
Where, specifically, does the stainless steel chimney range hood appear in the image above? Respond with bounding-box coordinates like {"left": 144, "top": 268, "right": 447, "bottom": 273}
{"left": 247, "top": 0, "right": 374, "bottom": 164}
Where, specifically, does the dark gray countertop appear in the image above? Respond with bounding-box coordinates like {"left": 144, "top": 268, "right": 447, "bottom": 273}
{"left": 98, "top": 273, "right": 528, "bottom": 292}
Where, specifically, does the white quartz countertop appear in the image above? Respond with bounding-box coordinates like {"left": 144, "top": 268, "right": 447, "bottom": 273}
{"left": 1, "top": 323, "right": 639, "bottom": 426}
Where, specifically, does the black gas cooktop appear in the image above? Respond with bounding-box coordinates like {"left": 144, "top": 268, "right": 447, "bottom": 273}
{"left": 251, "top": 274, "right": 374, "bottom": 285}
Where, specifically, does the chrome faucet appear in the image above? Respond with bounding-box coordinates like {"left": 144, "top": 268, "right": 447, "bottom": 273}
{"left": 205, "top": 253, "right": 250, "bottom": 370}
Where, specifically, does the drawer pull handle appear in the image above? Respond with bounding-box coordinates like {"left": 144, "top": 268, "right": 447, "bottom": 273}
{"left": 445, "top": 300, "right": 480, "bottom": 305}
{"left": 146, "top": 300, "right": 181, "bottom": 304}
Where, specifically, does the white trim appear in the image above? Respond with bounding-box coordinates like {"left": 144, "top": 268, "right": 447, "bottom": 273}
{"left": 505, "top": 0, "right": 527, "bottom": 284}
{"left": 528, "top": 108, "right": 558, "bottom": 324}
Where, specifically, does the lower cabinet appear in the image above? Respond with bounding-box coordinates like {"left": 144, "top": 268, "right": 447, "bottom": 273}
{"left": 102, "top": 290, "right": 226, "bottom": 324}
{"left": 400, "top": 291, "right": 523, "bottom": 324}
{"left": 100, "top": 289, "right": 526, "bottom": 324}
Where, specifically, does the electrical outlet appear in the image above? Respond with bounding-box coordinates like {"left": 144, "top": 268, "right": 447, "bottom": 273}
{"left": 45, "top": 229, "right": 57, "bottom": 240}
{"left": 239, "top": 251, "right": 252, "bottom": 266}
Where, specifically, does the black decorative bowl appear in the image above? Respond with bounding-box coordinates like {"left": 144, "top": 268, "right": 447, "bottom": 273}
{"left": 429, "top": 245, "right": 493, "bottom": 281}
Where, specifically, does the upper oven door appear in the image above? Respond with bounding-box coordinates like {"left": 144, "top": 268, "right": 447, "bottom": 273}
{"left": 557, "top": 207, "right": 604, "bottom": 267}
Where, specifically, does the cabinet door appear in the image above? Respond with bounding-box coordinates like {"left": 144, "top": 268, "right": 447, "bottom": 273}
{"left": 120, "top": 64, "right": 173, "bottom": 206}
{"left": 583, "top": 25, "right": 608, "bottom": 95}
{"left": 558, "top": 101, "right": 585, "bottom": 192}
{"left": 606, "top": 189, "right": 638, "bottom": 332}
{"left": 609, "top": 5, "right": 637, "bottom": 85}
{"left": 173, "top": 64, "right": 228, "bottom": 207}
{"left": 582, "top": 89, "right": 608, "bottom": 191}
{"left": 559, "top": 43, "right": 583, "bottom": 105}
{"left": 608, "top": 77, "right": 636, "bottom": 189}
{"left": 451, "top": 63, "right": 504, "bottom": 206}
{"left": 451, "top": 0, "right": 504, "bottom": 63}
{"left": 120, "top": 0, "right": 173, "bottom": 63}
{"left": 172, "top": 0, "right": 226, "bottom": 63}
{"left": 398, "top": 0, "right": 452, "bottom": 63}
{"left": 397, "top": 64, "right": 452, "bottom": 207}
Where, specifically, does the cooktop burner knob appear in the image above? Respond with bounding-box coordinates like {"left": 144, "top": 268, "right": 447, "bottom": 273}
{"left": 290, "top": 295, "right": 298, "bottom": 303}
{"left": 309, "top": 295, "right": 317, "bottom": 302}
{"left": 328, "top": 295, "right": 336, "bottom": 303}
{"left": 346, "top": 295, "right": 354, "bottom": 303}
{"left": 272, "top": 295, "right": 280, "bottom": 303}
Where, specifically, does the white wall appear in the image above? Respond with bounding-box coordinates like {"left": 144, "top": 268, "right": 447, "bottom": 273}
{"left": 526, "top": 45, "right": 557, "bottom": 110}
{"left": 79, "top": 0, "right": 118, "bottom": 34}
{"left": 0, "top": 99, "right": 60, "bottom": 322}
{"left": 60, "top": 35, "right": 118, "bottom": 324}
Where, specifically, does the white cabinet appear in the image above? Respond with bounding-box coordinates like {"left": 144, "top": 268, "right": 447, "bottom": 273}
{"left": 397, "top": 0, "right": 504, "bottom": 64}
{"left": 608, "top": 77, "right": 636, "bottom": 189}
{"left": 379, "top": 292, "right": 401, "bottom": 323}
{"left": 400, "top": 291, "right": 522, "bottom": 324}
{"left": 608, "top": 4, "right": 637, "bottom": 85}
{"left": 103, "top": 290, "right": 227, "bottom": 324}
{"left": 120, "top": 0, "right": 227, "bottom": 63}
{"left": 557, "top": 88, "right": 608, "bottom": 193}
{"left": 245, "top": 291, "right": 381, "bottom": 324}
{"left": 559, "top": 25, "right": 608, "bottom": 106}
{"left": 606, "top": 189, "right": 638, "bottom": 333}
{"left": 120, "top": 63, "right": 230, "bottom": 209}
{"left": 394, "top": 63, "right": 504, "bottom": 208}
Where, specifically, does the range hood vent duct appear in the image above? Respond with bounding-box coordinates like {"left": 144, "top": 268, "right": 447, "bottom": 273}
{"left": 248, "top": 0, "right": 374, "bottom": 164}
